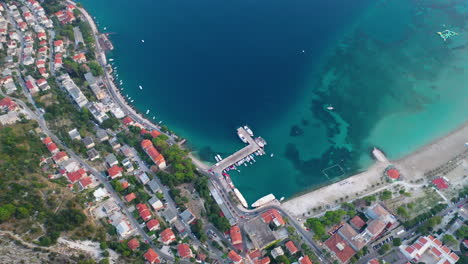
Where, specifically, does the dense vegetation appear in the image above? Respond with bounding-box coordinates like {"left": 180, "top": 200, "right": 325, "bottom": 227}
{"left": 0, "top": 122, "right": 90, "bottom": 246}
{"left": 305, "top": 209, "right": 348, "bottom": 241}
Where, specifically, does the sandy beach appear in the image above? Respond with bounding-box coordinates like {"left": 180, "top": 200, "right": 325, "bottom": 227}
{"left": 282, "top": 122, "right": 468, "bottom": 217}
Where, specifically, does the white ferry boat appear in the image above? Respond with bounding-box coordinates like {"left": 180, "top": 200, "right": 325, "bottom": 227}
{"left": 251, "top": 194, "right": 276, "bottom": 208}
{"left": 234, "top": 188, "right": 248, "bottom": 208}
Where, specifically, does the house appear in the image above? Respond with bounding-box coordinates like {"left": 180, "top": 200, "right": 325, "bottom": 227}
{"left": 36, "top": 59, "right": 46, "bottom": 68}
{"left": 146, "top": 219, "right": 160, "bottom": 231}
{"left": 53, "top": 39, "right": 63, "bottom": 52}
{"left": 122, "top": 116, "right": 134, "bottom": 126}
{"left": 39, "top": 67, "right": 49, "bottom": 78}
{"left": 46, "top": 142, "right": 59, "bottom": 154}
{"left": 68, "top": 128, "right": 81, "bottom": 140}
{"left": 349, "top": 215, "right": 366, "bottom": 231}
{"left": 73, "top": 52, "right": 86, "bottom": 63}
{"left": 385, "top": 167, "right": 400, "bottom": 182}
{"left": 243, "top": 214, "right": 281, "bottom": 250}
{"left": 125, "top": 193, "right": 136, "bottom": 203}
{"left": 54, "top": 57, "right": 62, "bottom": 68}
{"left": 53, "top": 151, "right": 69, "bottom": 163}
{"left": 36, "top": 78, "right": 50, "bottom": 91}
{"left": 173, "top": 220, "right": 188, "bottom": 238}
{"left": 82, "top": 136, "right": 95, "bottom": 149}
{"left": 136, "top": 171, "right": 150, "bottom": 185}
{"left": 141, "top": 140, "right": 166, "bottom": 169}
{"left": 148, "top": 196, "right": 163, "bottom": 211}
{"left": 230, "top": 225, "right": 243, "bottom": 246}
{"left": 400, "top": 235, "right": 459, "bottom": 264}
{"left": 255, "top": 257, "right": 271, "bottom": 264}
{"left": 147, "top": 179, "right": 161, "bottom": 193}
{"left": 285, "top": 241, "right": 299, "bottom": 255}
{"left": 367, "top": 259, "right": 380, "bottom": 264}
{"left": 39, "top": 40, "right": 47, "bottom": 46}
{"left": 118, "top": 179, "right": 129, "bottom": 190}
{"left": 78, "top": 176, "right": 93, "bottom": 190}
{"left": 271, "top": 246, "right": 284, "bottom": 259}
{"left": 180, "top": 209, "right": 196, "bottom": 224}
{"left": 25, "top": 78, "right": 39, "bottom": 94}
{"left": 66, "top": 168, "right": 86, "bottom": 183}
{"left": 105, "top": 153, "right": 118, "bottom": 167}
{"left": 107, "top": 165, "right": 123, "bottom": 179}
{"left": 86, "top": 148, "right": 100, "bottom": 161}
{"left": 160, "top": 228, "right": 176, "bottom": 244}
{"left": 299, "top": 255, "right": 313, "bottom": 264}
{"left": 161, "top": 208, "right": 177, "bottom": 224}
{"left": 109, "top": 137, "right": 121, "bottom": 150}
{"left": 96, "top": 129, "right": 109, "bottom": 142}
{"left": 127, "top": 238, "right": 139, "bottom": 251}
{"left": 261, "top": 209, "right": 285, "bottom": 227}
{"left": 55, "top": 10, "right": 75, "bottom": 24}
{"left": 143, "top": 249, "right": 160, "bottom": 264}
{"left": 122, "top": 158, "right": 134, "bottom": 172}
{"left": 120, "top": 145, "right": 134, "bottom": 159}
{"left": 37, "top": 32, "right": 46, "bottom": 40}
{"left": 177, "top": 243, "right": 193, "bottom": 259}
{"left": 228, "top": 250, "right": 242, "bottom": 264}
{"left": 0, "top": 97, "right": 18, "bottom": 112}
{"left": 136, "top": 203, "right": 152, "bottom": 221}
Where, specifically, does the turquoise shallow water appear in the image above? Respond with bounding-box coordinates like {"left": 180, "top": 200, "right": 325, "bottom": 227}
{"left": 80, "top": 0, "right": 468, "bottom": 203}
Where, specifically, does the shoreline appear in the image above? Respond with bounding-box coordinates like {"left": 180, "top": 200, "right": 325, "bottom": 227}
{"left": 282, "top": 121, "right": 468, "bottom": 217}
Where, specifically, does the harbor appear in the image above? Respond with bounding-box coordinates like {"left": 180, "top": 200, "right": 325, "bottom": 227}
{"left": 209, "top": 126, "right": 270, "bottom": 208}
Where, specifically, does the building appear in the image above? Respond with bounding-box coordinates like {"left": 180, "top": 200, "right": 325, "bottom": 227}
{"left": 66, "top": 168, "right": 86, "bottom": 183}
{"left": 136, "top": 171, "right": 150, "bottom": 185}
{"left": 285, "top": 241, "right": 299, "bottom": 255}
{"left": 147, "top": 179, "right": 161, "bottom": 193}
{"left": 96, "top": 129, "right": 109, "bottom": 142}
{"left": 125, "top": 193, "right": 136, "bottom": 203}
{"left": 127, "top": 238, "right": 139, "bottom": 251}
{"left": 349, "top": 215, "right": 366, "bottom": 231}
{"left": 148, "top": 196, "right": 163, "bottom": 211}
{"left": 105, "top": 153, "right": 118, "bottom": 167}
{"left": 261, "top": 209, "right": 285, "bottom": 227}
{"left": 46, "top": 142, "right": 59, "bottom": 154}
{"left": 400, "top": 235, "right": 459, "bottom": 264}
{"left": 177, "top": 243, "right": 193, "bottom": 259}
{"left": 53, "top": 151, "right": 69, "bottom": 163}
{"left": 173, "top": 220, "right": 188, "bottom": 238}
{"left": 161, "top": 208, "right": 177, "bottom": 224}
{"left": 271, "top": 246, "right": 284, "bottom": 259}
{"left": 146, "top": 218, "right": 159, "bottom": 231}
{"left": 325, "top": 231, "right": 356, "bottom": 263}
{"left": 365, "top": 203, "right": 397, "bottom": 226}
{"left": 82, "top": 136, "right": 95, "bottom": 149}
{"left": 432, "top": 177, "right": 449, "bottom": 190}
{"left": 385, "top": 166, "right": 400, "bottom": 182}
{"left": 244, "top": 215, "right": 281, "bottom": 250}
{"left": 60, "top": 74, "right": 88, "bottom": 108}
{"left": 86, "top": 148, "right": 100, "bottom": 161}
{"left": 107, "top": 165, "right": 123, "bottom": 179}
{"left": 160, "top": 228, "right": 176, "bottom": 244}
{"left": 78, "top": 176, "right": 93, "bottom": 190}
{"left": 228, "top": 250, "right": 242, "bottom": 264}
{"left": 141, "top": 140, "right": 166, "bottom": 169}
{"left": 0, "top": 97, "right": 17, "bottom": 112}
{"left": 180, "top": 209, "right": 196, "bottom": 225}
{"left": 230, "top": 225, "right": 243, "bottom": 246}
{"left": 143, "top": 249, "right": 160, "bottom": 264}
{"left": 299, "top": 256, "right": 313, "bottom": 264}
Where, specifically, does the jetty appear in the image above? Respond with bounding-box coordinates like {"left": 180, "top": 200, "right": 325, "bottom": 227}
{"left": 210, "top": 127, "right": 265, "bottom": 175}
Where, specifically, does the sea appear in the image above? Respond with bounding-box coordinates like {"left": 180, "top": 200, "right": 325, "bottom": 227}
{"left": 80, "top": 0, "right": 468, "bottom": 204}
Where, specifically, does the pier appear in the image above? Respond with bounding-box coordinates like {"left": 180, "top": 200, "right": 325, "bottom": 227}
{"left": 210, "top": 127, "right": 265, "bottom": 175}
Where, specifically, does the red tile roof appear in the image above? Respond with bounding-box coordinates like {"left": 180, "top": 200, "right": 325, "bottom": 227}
{"left": 431, "top": 247, "right": 442, "bottom": 257}
{"left": 127, "top": 238, "right": 139, "bottom": 251}
{"left": 260, "top": 209, "right": 285, "bottom": 226}
{"left": 42, "top": 137, "right": 53, "bottom": 145}
{"left": 146, "top": 219, "right": 160, "bottom": 231}
{"left": 53, "top": 151, "right": 68, "bottom": 162}
{"left": 432, "top": 178, "right": 448, "bottom": 189}
{"left": 125, "top": 192, "right": 136, "bottom": 202}
{"left": 299, "top": 255, "right": 313, "bottom": 264}
{"left": 255, "top": 257, "right": 270, "bottom": 264}
{"left": 177, "top": 243, "right": 192, "bottom": 259}
{"left": 66, "top": 169, "right": 86, "bottom": 183}
{"left": 141, "top": 140, "right": 166, "bottom": 167}
{"left": 136, "top": 203, "right": 148, "bottom": 212}
{"left": 324, "top": 233, "right": 356, "bottom": 263}
{"left": 53, "top": 40, "right": 63, "bottom": 47}
{"left": 248, "top": 250, "right": 261, "bottom": 259}
{"left": 230, "top": 225, "right": 242, "bottom": 245}
{"left": 143, "top": 248, "right": 160, "bottom": 263}
{"left": 228, "top": 250, "right": 242, "bottom": 263}
{"left": 350, "top": 215, "right": 366, "bottom": 229}
{"left": 79, "top": 176, "right": 92, "bottom": 188}
{"left": 368, "top": 259, "right": 380, "bottom": 264}
{"left": 73, "top": 53, "right": 86, "bottom": 62}
{"left": 405, "top": 246, "right": 415, "bottom": 254}
{"left": 449, "top": 252, "right": 459, "bottom": 262}
{"left": 160, "top": 228, "right": 176, "bottom": 244}
{"left": 107, "top": 165, "right": 123, "bottom": 178}
{"left": 140, "top": 128, "right": 150, "bottom": 135}
{"left": 47, "top": 142, "right": 58, "bottom": 153}
{"left": 441, "top": 245, "right": 451, "bottom": 254}
{"left": 433, "top": 238, "right": 443, "bottom": 247}
{"left": 122, "top": 116, "right": 134, "bottom": 126}
{"left": 0, "top": 98, "right": 17, "bottom": 112}
{"left": 285, "top": 241, "right": 299, "bottom": 254}
{"left": 150, "top": 130, "right": 161, "bottom": 138}
{"left": 140, "top": 210, "right": 152, "bottom": 221}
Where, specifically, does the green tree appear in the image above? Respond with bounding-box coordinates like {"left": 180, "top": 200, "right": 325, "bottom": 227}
{"left": 380, "top": 190, "right": 392, "bottom": 200}
{"left": 378, "top": 244, "right": 391, "bottom": 255}
{"left": 88, "top": 61, "right": 104, "bottom": 76}
{"left": 442, "top": 234, "right": 457, "bottom": 247}
{"left": 392, "top": 238, "right": 401, "bottom": 247}
{"left": 455, "top": 225, "right": 468, "bottom": 239}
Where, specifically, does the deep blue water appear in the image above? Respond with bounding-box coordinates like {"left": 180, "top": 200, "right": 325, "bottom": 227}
{"left": 79, "top": 0, "right": 468, "bottom": 203}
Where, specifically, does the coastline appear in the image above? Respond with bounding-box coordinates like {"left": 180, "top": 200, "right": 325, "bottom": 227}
{"left": 282, "top": 121, "right": 468, "bottom": 217}
{"left": 70, "top": 0, "right": 169, "bottom": 137}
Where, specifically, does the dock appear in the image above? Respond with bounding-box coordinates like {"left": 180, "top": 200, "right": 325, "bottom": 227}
{"left": 211, "top": 127, "right": 265, "bottom": 175}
